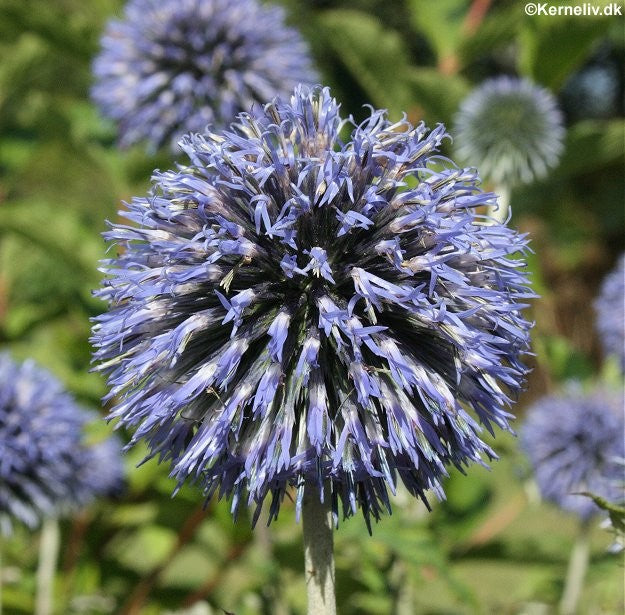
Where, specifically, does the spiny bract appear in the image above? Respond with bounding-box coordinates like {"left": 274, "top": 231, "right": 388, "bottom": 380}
{"left": 92, "top": 0, "right": 317, "bottom": 151}
{"left": 521, "top": 384, "right": 625, "bottom": 520}
{"left": 93, "top": 86, "right": 534, "bottom": 526}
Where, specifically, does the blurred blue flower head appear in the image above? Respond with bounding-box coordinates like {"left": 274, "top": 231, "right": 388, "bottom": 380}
{"left": 93, "top": 86, "right": 534, "bottom": 526}
{"left": 562, "top": 63, "right": 621, "bottom": 120}
{"left": 521, "top": 385, "right": 625, "bottom": 520}
{"left": 92, "top": 0, "right": 317, "bottom": 152}
{"left": 0, "top": 355, "right": 96, "bottom": 534}
{"left": 79, "top": 436, "right": 127, "bottom": 500}
{"left": 454, "top": 76, "right": 564, "bottom": 187}
{"left": 595, "top": 253, "right": 625, "bottom": 370}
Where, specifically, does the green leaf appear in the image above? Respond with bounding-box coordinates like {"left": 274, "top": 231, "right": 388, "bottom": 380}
{"left": 599, "top": 356, "right": 625, "bottom": 389}
{"left": 406, "top": 67, "right": 470, "bottom": 127}
{"left": 7, "top": 317, "right": 105, "bottom": 400}
{"left": 3, "top": 303, "right": 64, "bottom": 340}
{"left": 518, "top": 12, "right": 611, "bottom": 89}
{"left": 0, "top": 137, "right": 34, "bottom": 173}
{"left": 0, "top": 199, "right": 103, "bottom": 277}
{"left": 407, "top": 0, "right": 467, "bottom": 62}
{"left": 109, "top": 503, "right": 160, "bottom": 527}
{"left": 578, "top": 492, "right": 625, "bottom": 532}
{"left": 160, "top": 546, "right": 217, "bottom": 589}
{"left": 533, "top": 334, "right": 594, "bottom": 382}
{"left": 523, "top": 249, "right": 548, "bottom": 298}
{"left": 358, "top": 558, "right": 387, "bottom": 594}
{"left": 368, "top": 525, "right": 444, "bottom": 569}
{"left": 1, "top": 587, "right": 34, "bottom": 613}
{"left": 0, "top": 0, "right": 94, "bottom": 59}
{"left": 107, "top": 526, "right": 178, "bottom": 574}
{"left": 0, "top": 34, "right": 48, "bottom": 122}
{"left": 315, "top": 9, "right": 413, "bottom": 116}
{"left": 459, "top": 5, "right": 520, "bottom": 64}
{"left": 555, "top": 119, "right": 625, "bottom": 177}
{"left": 352, "top": 592, "right": 392, "bottom": 614}
{"left": 124, "top": 444, "right": 171, "bottom": 494}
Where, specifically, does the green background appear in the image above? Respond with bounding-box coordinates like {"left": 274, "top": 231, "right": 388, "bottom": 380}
{"left": 0, "top": 0, "right": 623, "bottom": 613}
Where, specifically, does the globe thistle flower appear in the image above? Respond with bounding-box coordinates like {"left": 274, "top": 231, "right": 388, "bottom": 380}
{"left": 78, "top": 436, "right": 127, "bottom": 501}
{"left": 595, "top": 254, "right": 625, "bottom": 370}
{"left": 0, "top": 355, "right": 92, "bottom": 535}
{"left": 92, "top": 85, "right": 534, "bottom": 525}
{"left": 521, "top": 385, "right": 625, "bottom": 520}
{"left": 562, "top": 64, "right": 621, "bottom": 120}
{"left": 92, "top": 0, "right": 317, "bottom": 151}
{"left": 453, "top": 76, "right": 564, "bottom": 187}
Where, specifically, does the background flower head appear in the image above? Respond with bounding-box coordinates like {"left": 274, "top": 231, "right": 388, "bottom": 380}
{"left": 93, "top": 85, "right": 534, "bottom": 526}
{"left": 77, "top": 436, "right": 127, "bottom": 502}
{"left": 453, "top": 76, "right": 564, "bottom": 187}
{"left": 595, "top": 253, "right": 625, "bottom": 370}
{"left": 0, "top": 355, "right": 92, "bottom": 534}
{"left": 521, "top": 384, "right": 625, "bottom": 520}
{"left": 92, "top": 0, "right": 317, "bottom": 152}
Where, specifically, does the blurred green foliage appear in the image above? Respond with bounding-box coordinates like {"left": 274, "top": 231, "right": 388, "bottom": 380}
{"left": 0, "top": 0, "right": 623, "bottom": 613}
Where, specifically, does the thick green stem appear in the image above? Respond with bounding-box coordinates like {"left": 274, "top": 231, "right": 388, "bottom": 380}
{"left": 0, "top": 537, "right": 3, "bottom": 615}
{"left": 559, "top": 520, "right": 591, "bottom": 615}
{"left": 490, "top": 184, "right": 511, "bottom": 224}
{"left": 302, "top": 486, "right": 336, "bottom": 615}
{"left": 35, "top": 518, "right": 60, "bottom": 615}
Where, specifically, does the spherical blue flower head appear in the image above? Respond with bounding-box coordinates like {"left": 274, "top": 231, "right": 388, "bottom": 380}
{"left": 0, "top": 355, "right": 91, "bottom": 535}
{"left": 521, "top": 385, "right": 625, "bottom": 520}
{"left": 92, "top": 0, "right": 317, "bottom": 152}
{"left": 78, "top": 436, "right": 127, "bottom": 502}
{"left": 93, "top": 86, "right": 534, "bottom": 526}
{"left": 595, "top": 254, "right": 625, "bottom": 370}
{"left": 453, "top": 77, "right": 564, "bottom": 187}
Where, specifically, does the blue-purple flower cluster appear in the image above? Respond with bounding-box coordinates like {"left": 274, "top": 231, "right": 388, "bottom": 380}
{"left": 93, "top": 86, "right": 534, "bottom": 525}
{"left": 595, "top": 254, "right": 625, "bottom": 370}
{"left": 78, "top": 436, "right": 127, "bottom": 501}
{"left": 92, "top": 0, "right": 317, "bottom": 151}
{"left": 454, "top": 76, "right": 564, "bottom": 187}
{"left": 521, "top": 384, "right": 625, "bottom": 520}
{"left": 0, "top": 354, "right": 124, "bottom": 535}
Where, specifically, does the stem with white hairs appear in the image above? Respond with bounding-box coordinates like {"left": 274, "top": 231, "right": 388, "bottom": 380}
{"left": 302, "top": 485, "right": 336, "bottom": 615}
